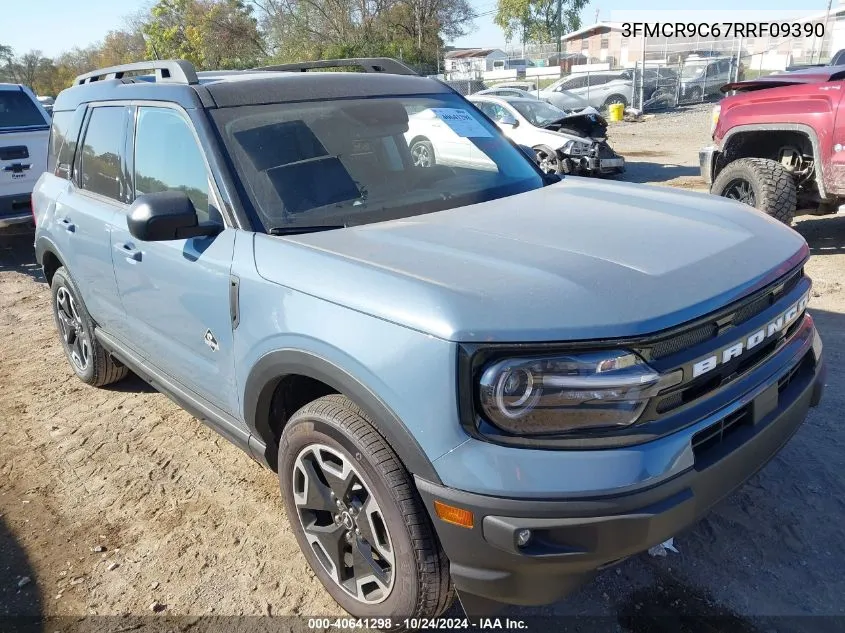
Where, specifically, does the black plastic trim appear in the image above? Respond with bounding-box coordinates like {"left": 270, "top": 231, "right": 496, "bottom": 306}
{"left": 417, "top": 356, "right": 822, "bottom": 606}
{"left": 93, "top": 328, "right": 254, "bottom": 458}
{"left": 242, "top": 349, "right": 441, "bottom": 483}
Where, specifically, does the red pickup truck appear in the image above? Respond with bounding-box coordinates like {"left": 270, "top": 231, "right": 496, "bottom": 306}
{"left": 700, "top": 66, "right": 845, "bottom": 224}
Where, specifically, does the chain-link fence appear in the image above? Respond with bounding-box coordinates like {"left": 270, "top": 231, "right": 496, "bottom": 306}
{"left": 441, "top": 18, "right": 841, "bottom": 113}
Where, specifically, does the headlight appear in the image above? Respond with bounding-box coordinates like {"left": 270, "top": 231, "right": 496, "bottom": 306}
{"left": 711, "top": 104, "right": 721, "bottom": 136}
{"left": 478, "top": 351, "right": 680, "bottom": 435}
{"left": 560, "top": 139, "right": 591, "bottom": 156}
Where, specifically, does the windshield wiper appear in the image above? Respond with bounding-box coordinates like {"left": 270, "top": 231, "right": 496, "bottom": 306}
{"left": 268, "top": 225, "right": 346, "bottom": 236}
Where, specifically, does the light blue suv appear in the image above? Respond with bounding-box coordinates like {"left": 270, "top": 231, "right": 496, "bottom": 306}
{"left": 33, "top": 58, "right": 825, "bottom": 621}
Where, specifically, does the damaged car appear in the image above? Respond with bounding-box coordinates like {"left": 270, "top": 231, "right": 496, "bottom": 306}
{"left": 468, "top": 95, "right": 625, "bottom": 176}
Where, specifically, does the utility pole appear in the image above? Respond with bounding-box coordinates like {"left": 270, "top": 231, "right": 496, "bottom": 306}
{"left": 817, "top": 0, "right": 834, "bottom": 63}
{"left": 556, "top": 0, "right": 563, "bottom": 58}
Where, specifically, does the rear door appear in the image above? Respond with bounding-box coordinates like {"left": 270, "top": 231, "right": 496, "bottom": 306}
{"left": 57, "top": 105, "right": 131, "bottom": 330}
{"left": 0, "top": 85, "right": 50, "bottom": 223}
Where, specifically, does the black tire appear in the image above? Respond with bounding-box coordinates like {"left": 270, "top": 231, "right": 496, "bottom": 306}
{"left": 410, "top": 139, "right": 436, "bottom": 168}
{"left": 603, "top": 94, "right": 628, "bottom": 109}
{"left": 534, "top": 144, "right": 563, "bottom": 174}
{"left": 50, "top": 266, "right": 128, "bottom": 387}
{"left": 279, "top": 395, "right": 454, "bottom": 620}
{"left": 711, "top": 157, "right": 797, "bottom": 225}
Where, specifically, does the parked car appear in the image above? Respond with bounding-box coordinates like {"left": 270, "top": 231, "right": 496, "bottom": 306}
{"left": 679, "top": 56, "right": 736, "bottom": 102}
{"left": 701, "top": 65, "right": 845, "bottom": 225}
{"left": 473, "top": 87, "right": 540, "bottom": 100}
{"left": 487, "top": 81, "right": 537, "bottom": 92}
{"left": 784, "top": 48, "right": 845, "bottom": 72}
{"left": 540, "top": 70, "right": 633, "bottom": 110}
{"left": 0, "top": 83, "right": 51, "bottom": 228}
{"left": 34, "top": 57, "right": 825, "bottom": 622}
{"left": 468, "top": 95, "right": 624, "bottom": 176}
{"left": 37, "top": 95, "right": 55, "bottom": 116}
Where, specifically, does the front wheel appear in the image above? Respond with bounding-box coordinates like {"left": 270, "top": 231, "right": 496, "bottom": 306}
{"left": 410, "top": 139, "right": 436, "bottom": 168}
{"left": 602, "top": 94, "right": 628, "bottom": 109}
{"left": 534, "top": 145, "right": 562, "bottom": 174}
{"left": 711, "top": 157, "right": 797, "bottom": 225}
{"left": 279, "top": 395, "right": 454, "bottom": 619}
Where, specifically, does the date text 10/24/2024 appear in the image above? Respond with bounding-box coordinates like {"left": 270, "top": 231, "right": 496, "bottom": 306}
{"left": 307, "top": 617, "right": 529, "bottom": 630}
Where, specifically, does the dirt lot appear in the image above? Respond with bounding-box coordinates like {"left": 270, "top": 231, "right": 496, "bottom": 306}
{"left": 2, "top": 106, "right": 845, "bottom": 632}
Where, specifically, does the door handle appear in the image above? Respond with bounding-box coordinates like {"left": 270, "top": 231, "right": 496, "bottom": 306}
{"left": 116, "top": 242, "right": 142, "bottom": 262}
{"left": 59, "top": 216, "right": 75, "bottom": 233}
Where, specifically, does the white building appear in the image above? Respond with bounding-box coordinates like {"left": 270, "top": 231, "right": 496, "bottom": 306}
{"left": 444, "top": 48, "right": 509, "bottom": 79}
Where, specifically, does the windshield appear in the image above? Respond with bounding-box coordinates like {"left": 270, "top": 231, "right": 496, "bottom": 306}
{"left": 509, "top": 100, "right": 568, "bottom": 126}
{"left": 0, "top": 89, "right": 48, "bottom": 131}
{"left": 681, "top": 65, "right": 707, "bottom": 80}
{"left": 211, "top": 93, "right": 544, "bottom": 232}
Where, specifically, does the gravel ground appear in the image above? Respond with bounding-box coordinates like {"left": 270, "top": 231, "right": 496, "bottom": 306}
{"left": 2, "top": 106, "right": 845, "bottom": 632}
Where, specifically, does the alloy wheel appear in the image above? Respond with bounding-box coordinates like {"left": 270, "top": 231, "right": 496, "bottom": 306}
{"left": 535, "top": 149, "right": 559, "bottom": 174}
{"left": 292, "top": 444, "right": 395, "bottom": 604}
{"left": 724, "top": 178, "right": 756, "bottom": 207}
{"left": 412, "top": 143, "right": 432, "bottom": 168}
{"left": 55, "top": 286, "right": 90, "bottom": 371}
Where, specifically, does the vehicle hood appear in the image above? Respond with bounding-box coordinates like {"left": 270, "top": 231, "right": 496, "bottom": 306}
{"left": 721, "top": 66, "right": 845, "bottom": 93}
{"left": 254, "top": 178, "right": 807, "bottom": 343}
{"left": 542, "top": 108, "right": 607, "bottom": 139}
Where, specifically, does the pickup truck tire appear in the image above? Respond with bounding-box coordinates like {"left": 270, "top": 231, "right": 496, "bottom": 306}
{"left": 279, "top": 395, "right": 454, "bottom": 621}
{"left": 711, "top": 158, "right": 797, "bottom": 225}
{"left": 50, "top": 267, "right": 128, "bottom": 387}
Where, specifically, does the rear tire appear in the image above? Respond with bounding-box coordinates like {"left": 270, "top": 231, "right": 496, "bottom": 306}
{"left": 603, "top": 94, "right": 628, "bottom": 109}
{"left": 50, "top": 266, "right": 128, "bottom": 387}
{"left": 711, "top": 157, "right": 797, "bottom": 225}
{"left": 279, "top": 395, "right": 454, "bottom": 620}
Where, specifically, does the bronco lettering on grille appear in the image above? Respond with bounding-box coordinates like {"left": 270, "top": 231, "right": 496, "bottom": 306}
{"left": 691, "top": 292, "right": 810, "bottom": 378}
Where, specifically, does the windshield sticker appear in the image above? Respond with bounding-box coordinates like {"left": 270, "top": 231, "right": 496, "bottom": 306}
{"left": 431, "top": 108, "right": 493, "bottom": 138}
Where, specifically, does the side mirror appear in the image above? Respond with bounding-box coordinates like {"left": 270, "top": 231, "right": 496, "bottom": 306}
{"left": 498, "top": 116, "right": 519, "bottom": 130}
{"left": 127, "top": 191, "right": 220, "bottom": 242}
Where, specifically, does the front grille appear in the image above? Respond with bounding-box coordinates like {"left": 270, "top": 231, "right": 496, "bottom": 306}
{"left": 691, "top": 405, "right": 752, "bottom": 458}
{"left": 646, "top": 266, "right": 804, "bottom": 361}
{"left": 691, "top": 350, "right": 814, "bottom": 460}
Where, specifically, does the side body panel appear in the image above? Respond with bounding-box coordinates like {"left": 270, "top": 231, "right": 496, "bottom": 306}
{"left": 233, "top": 232, "right": 467, "bottom": 469}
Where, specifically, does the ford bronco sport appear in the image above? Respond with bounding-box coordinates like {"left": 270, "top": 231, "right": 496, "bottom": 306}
{"left": 701, "top": 66, "right": 845, "bottom": 225}
{"left": 33, "top": 58, "right": 825, "bottom": 621}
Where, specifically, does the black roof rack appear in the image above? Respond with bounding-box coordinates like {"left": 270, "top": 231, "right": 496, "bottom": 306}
{"left": 253, "top": 57, "right": 419, "bottom": 76}
{"left": 74, "top": 60, "right": 199, "bottom": 86}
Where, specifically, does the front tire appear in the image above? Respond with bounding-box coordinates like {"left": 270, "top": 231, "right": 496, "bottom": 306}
{"left": 279, "top": 395, "right": 454, "bottom": 619}
{"left": 711, "top": 157, "right": 797, "bottom": 225}
{"left": 51, "top": 266, "right": 128, "bottom": 387}
{"left": 410, "top": 139, "right": 436, "bottom": 168}
{"left": 602, "top": 94, "right": 628, "bottom": 109}
{"left": 534, "top": 145, "right": 563, "bottom": 174}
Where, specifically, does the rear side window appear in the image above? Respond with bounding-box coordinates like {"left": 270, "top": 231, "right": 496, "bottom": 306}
{"left": 47, "top": 109, "right": 84, "bottom": 178}
{"left": 79, "top": 106, "right": 127, "bottom": 201}
{"left": 0, "top": 89, "right": 48, "bottom": 131}
{"left": 133, "top": 107, "right": 212, "bottom": 222}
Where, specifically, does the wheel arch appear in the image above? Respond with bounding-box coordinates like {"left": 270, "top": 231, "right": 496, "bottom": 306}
{"left": 718, "top": 124, "right": 826, "bottom": 199}
{"left": 243, "top": 349, "right": 442, "bottom": 484}
{"left": 35, "top": 236, "right": 66, "bottom": 285}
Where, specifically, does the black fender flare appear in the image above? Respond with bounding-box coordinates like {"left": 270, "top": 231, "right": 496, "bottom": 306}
{"left": 243, "top": 348, "right": 442, "bottom": 484}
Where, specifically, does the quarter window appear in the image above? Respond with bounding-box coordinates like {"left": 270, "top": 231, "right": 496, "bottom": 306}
{"left": 79, "top": 106, "right": 126, "bottom": 201}
{"left": 133, "top": 107, "right": 212, "bottom": 223}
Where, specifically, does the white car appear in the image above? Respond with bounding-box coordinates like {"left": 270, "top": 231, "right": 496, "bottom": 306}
{"left": 404, "top": 107, "right": 497, "bottom": 171}
{"left": 473, "top": 87, "right": 540, "bottom": 100}
{"left": 467, "top": 95, "right": 625, "bottom": 176}
{"left": 539, "top": 72, "right": 632, "bottom": 111}
{"left": 1, "top": 83, "right": 51, "bottom": 227}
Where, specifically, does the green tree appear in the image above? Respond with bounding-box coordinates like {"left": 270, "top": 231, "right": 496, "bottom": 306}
{"left": 142, "top": 0, "right": 265, "bottom": 69}
{"left": 494, "top": 0, "right": 586, "bottom": 47}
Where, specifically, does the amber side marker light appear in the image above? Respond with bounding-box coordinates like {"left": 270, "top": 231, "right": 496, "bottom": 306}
{"left": 433, "top": 500, "right": 474, "bottom": 529}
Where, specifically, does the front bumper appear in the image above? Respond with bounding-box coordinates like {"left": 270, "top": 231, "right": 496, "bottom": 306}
{"left": 700, "top": 145, "right": 719, "bottom": 185}
{"left": 417, "top": 325, "right": 824, "bottom": 606}
{"left": 0, "top": 193, "right": 34, "bottom": 228}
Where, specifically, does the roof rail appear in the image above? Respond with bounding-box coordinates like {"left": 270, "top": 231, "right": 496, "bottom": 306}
{"left": 74, "top": 60, "right": 199, "bottom": 86}
{"left": 253, "top": 57, "right": 419, "bottom": 77}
